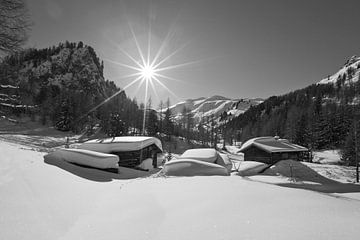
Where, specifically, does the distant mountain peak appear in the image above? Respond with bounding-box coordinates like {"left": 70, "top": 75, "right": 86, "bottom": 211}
{"left": 205, "top": 95, "right": 231, "bottom": 102}
{"left": 166, "top": 95, "right": 263, "bottom": 124}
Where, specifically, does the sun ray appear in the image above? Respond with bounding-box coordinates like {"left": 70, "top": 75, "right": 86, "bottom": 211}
{"left": 76, "top": 75, "right": 143, "bottom": 122}
{"left": 142, "top": 79, "right": 149, "bottom": 135}
{"left": 154, "top": 58, "right": 205, "bottom": 72}
{"left": 132, "top": 78, "right": 146, "bottom": 97}
{"left": 106, "top": 37, "right": 143, "bottom": 69}
{"left": 128, "top": 23, "right": 146, "bottom": 66}
{"left": 147, "top": 11, "right": 152, "bottom": 67}
{"left": 109, "top": 72, "right": 142, "bottom": 81}
{"left": 149, "top": 27, "right": 175, "bottom": 68}
{"left": 149, "top": 9, "right": 184, "bottom": 68}
{"left": 149, "top": 78, "right": 160, "bottom": 100}
{"left": 152, "top": 40, "right": 191, "bottom": 69}
{"left": 104, "top": 58, "right": 142, "bottom": 72}
{"left": 153, "top": 72, "right": 184, "bottom": 83}
{"left": 153, "top": 76, "right": 180, "bottom": 101}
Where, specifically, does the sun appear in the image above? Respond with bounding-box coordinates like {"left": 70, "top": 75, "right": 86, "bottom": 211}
{"left": 98, "top": 20, "right": 201, "bottom": 134}
{"left": 140, "top": 64, "right": 155, "bottom": 81}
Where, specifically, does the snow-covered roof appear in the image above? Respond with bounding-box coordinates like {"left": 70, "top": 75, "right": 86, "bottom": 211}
{"left": 79, "top": 136, "right": 163, "bottom": 153}
{"left": 46, "top": 148, "right": 119, "bottom": 169}
{"left": 239, "top": 136, "right": 308, "bottom": 153}
{"left": 179, "top": 148, "right": 218, "bottom": 163}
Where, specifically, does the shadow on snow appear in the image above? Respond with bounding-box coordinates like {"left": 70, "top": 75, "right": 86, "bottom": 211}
{"left": 44, "top": 156, "right": 159, "bottom": 182}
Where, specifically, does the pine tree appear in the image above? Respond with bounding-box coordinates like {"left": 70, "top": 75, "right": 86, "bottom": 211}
{"left": 146, "top": 109, "right": 158, "bottom": 136}
{"left": 340, "top": 121, "right": 359, "bottom": 166}
{"left": 163, "top": 107, "right": 173, "bottom": 140}
{"left": 158, "top": 100, "right": 164, "bottom": 134}
{"left": 294, "top": 114, "right": 308, "bottom": 146}
{"left": 55, "top": 99, "right": 71, "bottom": 131}
{"left": 186, "top": 109, "right": 194, "bottom": 142}
{"left": 104, "top": 113, "right": 125, "bottom": 137}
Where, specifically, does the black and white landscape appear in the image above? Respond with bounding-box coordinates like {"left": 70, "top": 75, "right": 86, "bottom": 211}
{"left": 1, "top": 0, "right": 360, "bottom": 240}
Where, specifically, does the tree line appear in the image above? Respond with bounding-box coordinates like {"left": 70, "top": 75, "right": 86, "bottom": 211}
{"left": 225, "top": 65, "right": 360, "bottom": 166}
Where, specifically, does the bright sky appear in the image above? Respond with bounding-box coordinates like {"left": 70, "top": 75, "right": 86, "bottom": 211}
{"left": 27, "top": 0, "right": 360, "bottom": 106}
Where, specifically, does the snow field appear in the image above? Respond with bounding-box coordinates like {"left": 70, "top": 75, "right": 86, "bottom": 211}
{"left": 1, "top": 140, "right": 360, "bottom": 240}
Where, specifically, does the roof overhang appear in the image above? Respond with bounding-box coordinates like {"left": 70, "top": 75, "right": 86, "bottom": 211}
{"left": 79, "top": 136, "right": 163, "bottom": 153}
{"left": 239, "top": 137, "right": 308, "bottom": 154}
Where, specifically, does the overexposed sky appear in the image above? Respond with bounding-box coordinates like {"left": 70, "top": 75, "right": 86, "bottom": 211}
{"left": 27, "top": 0, "right": 360, "bottom": 106}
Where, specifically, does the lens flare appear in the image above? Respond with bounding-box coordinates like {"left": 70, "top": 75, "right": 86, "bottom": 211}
{"left": 83, "top": 16, "right": 204, "bottom": 134}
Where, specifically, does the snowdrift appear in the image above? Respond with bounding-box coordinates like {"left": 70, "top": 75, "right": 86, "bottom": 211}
{"left": 78, "top": 136, "right": 162, "bottom": 153}
{"left": 263, "top": 160, "right": 336, "bottom": 184}
{"left": 162, "top": 159, "right": 229, "bottom": 176}
{"left": 44, "top": 148, "right": 119, "bottom": 169}
{"left": 237, "top": 161, "right": 269, "bottom": 176}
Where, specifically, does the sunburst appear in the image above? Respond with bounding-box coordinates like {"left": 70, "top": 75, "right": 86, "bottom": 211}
{"left": 80, "top": 19, "right": 201, "bottom": 135}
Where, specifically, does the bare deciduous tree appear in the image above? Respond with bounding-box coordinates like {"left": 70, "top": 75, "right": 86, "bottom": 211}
{"left": 0, "top": 0, "right": 31, "bottom": 55}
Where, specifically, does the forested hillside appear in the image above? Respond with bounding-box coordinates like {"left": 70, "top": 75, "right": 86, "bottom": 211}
{"left": 0, "top": 41, "right": 142, "bottom": 135}
{"left": 225, "top": 56, "right": 360, "bottom": 165}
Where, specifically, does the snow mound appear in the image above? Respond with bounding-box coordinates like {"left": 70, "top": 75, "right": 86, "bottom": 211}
{"left": 312, "top": 150, "right": 341, "bottom": 164}
{"left": 303, "top": 162, "right": 356, "bottom": 183}
{"left": 179, "top": 148, "right": 218, "bottom": 163}
{"left": 44, "top": 148, "right": 119, "bottom": 169}
{"left": 264, "top": 160, "right": 335, "bottom": 184}
{"left": 237, "top": 161, "right": 269, "bottom": 176}
{"left": 162, "top": 159, "right": 229, "bottom": 176}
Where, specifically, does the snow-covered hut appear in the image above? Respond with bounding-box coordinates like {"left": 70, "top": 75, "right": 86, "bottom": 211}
{"left": 239, "top": 136, "right": 309, "bottom": 164}
{"left": 78, "top": 136, "right": 163, "bottom": 168}
{"left": 163, "top": 148, "right": 232, "bottom": 176}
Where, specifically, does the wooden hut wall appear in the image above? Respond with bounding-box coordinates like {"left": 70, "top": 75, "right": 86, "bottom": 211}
{"left": 271, "top": 152, "right": 300, "bottom": 162}
{"left": 243, "top": 146, "right": 272, "bottom": 164}
{"left": 111, "top": 144, "right": 161, "bottom": 168}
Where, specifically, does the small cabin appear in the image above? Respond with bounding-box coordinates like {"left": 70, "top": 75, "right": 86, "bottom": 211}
{"left": 239, "top": 136, "right": 309, "bottom": 164}
{"left": 78, "top": 136, "right": 163, "bottom": 169}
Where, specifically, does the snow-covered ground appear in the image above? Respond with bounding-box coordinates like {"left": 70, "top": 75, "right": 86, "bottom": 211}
{"left": 312, "top": 149, "right": 341, "bottom": 164}
{"left": 1, "top": 139, "right": 360, "bottom": 240}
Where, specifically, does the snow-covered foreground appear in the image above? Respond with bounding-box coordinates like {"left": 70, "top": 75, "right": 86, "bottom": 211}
{"left": 1, "top": 140, "right": 360, "bottom": 240}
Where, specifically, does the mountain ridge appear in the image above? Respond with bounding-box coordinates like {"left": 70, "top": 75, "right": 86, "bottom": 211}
{"left": 167, "top": 95, "right": 263, "bottom": 123}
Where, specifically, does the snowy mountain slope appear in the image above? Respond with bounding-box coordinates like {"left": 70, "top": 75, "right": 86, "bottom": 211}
{"left": 318, "top": 55, "right": 360, "bottom": 85}
{"left": 167, "top": 95, "right": 263, "bottom": 123}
